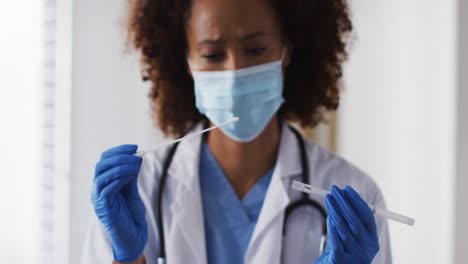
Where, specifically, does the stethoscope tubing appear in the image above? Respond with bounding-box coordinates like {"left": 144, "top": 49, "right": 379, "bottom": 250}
{"left": 155, "top": 121, "right": 327, "bottom": 263}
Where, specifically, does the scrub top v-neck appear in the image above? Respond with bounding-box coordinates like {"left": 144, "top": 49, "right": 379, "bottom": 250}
{"left": 199, "top": 141, "right": 274, "bottom": 264}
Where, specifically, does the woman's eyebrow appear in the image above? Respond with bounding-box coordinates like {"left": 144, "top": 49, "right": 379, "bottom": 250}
{"left": 198, "top": 38, "right": 225, "bottom": 46}
{"left": 197, "top": 31, "right": 268, "bottom": 46}
{"left": 240, "top": 31, "right": 268, "bottom": 41}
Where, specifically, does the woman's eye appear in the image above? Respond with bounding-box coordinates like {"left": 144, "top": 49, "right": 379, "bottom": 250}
{"left": 202, "top": 53, "right": 224, "bottom": 62}
{"left": 246, "top": 47, "right": 267, "bottom": 55}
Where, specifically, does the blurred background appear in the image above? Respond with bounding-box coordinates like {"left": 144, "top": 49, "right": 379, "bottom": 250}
{"left": 0, "top": 0, "right": 466, "bottom": 263}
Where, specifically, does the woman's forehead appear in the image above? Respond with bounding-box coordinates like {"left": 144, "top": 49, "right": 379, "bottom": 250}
{"left": 186, "top": 0, "right": 280, "bottom": 42}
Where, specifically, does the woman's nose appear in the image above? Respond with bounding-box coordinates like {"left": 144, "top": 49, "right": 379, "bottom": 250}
{"left": 225, "top": 51, "right": 248, "bottom": 70}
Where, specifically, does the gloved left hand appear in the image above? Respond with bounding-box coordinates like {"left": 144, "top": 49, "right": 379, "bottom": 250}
{"left": 316, "top": 185, "right": 379, "bottom": 264}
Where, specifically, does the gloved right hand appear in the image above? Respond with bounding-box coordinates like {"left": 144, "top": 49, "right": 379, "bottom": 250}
{"left": 91, "top": 144, "right": 147, "bottom": 263}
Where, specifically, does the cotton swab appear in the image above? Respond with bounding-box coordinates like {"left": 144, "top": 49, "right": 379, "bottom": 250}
{"left": 135, "top": 117, "right": 239, "bottom": 156}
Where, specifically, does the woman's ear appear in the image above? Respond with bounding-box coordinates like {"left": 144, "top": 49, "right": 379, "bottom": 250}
{"left": 186, "top": 53, "right": 193, "bottom": 78}
{"left": 187, "top": 66, "right": 193, "bottom": 78}
{"left": 284, "top": 39, "right": 293, "bottom": 68}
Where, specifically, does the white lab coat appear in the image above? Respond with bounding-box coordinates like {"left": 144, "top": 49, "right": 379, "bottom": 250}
{"left": 81, "top": 122, "right": 392, "bottom": 264}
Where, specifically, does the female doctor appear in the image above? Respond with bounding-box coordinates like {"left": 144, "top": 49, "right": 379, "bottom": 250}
{"left": 81, "top": 0, "right": 392, "bottom": 263}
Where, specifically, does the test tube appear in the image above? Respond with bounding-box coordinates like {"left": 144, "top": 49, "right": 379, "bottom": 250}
{"left": 291, "top": 180, "right": 415, "bottom": 226}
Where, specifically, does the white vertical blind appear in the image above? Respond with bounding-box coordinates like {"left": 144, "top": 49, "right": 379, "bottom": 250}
{"left": 41, "top": 0, "right": 57, "bottom": 263}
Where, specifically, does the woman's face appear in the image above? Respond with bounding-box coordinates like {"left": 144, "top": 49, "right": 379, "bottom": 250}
{"left": 185, "top": 0, "right": 290, "bottom": 72}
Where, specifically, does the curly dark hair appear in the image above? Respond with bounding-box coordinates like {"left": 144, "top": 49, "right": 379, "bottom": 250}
{"left": 127, "top": 0, "right": 352, "bottom": 137}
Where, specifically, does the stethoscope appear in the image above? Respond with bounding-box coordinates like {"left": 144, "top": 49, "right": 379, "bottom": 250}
{"left": 155, "top": 120, "right": 327, "bottom": 264}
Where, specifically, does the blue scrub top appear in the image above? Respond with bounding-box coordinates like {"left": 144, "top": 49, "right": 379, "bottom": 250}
{"left": 199, "top": 141, "right": 274, "bottom": 264}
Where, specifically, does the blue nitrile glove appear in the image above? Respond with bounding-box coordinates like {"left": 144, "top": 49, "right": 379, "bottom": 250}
{"left": 91, "top": 144, "right": 148, "bottom": 262}
{"left": 316, "top": 185, "right": 379, "bottom": 264}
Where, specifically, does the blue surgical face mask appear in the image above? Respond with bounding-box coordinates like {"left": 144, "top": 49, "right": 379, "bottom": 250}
{"left": 189, "top": 48, "right": 286, "bottom": 142}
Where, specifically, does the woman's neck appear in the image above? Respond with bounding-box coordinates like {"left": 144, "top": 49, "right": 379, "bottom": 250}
{"left": 207, "top": 116, "right": 281, "bottom": 199}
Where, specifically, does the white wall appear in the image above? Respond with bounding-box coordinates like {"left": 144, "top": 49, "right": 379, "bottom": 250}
{"left": 454, "top": 0, "right": 468, "bottom": 262}
{"left": 69, "top": 0, "right": 165, "bottom": 263}
{"left": 0, "top": 1, "right": 41, "bottom": 263}
{"left": 338, "top": 0, "right": 457, "bottom": 263}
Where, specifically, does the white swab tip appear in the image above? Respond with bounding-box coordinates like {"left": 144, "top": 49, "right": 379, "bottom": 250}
{"left": 291, "top": 180, "right": 304, "bottom": 191}
{"left": 134, "top": 151, "right": 145, "bottom": 157}
{"left": 222, "top": 117, "right": 239, "bottom": 124}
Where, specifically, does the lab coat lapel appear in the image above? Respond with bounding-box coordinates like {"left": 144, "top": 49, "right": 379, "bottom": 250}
{"left": 166, "top": 123, "right": 207, "bottom": 264}
{"left": 245, "top": 123, "right": 302, "bottom": 263}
